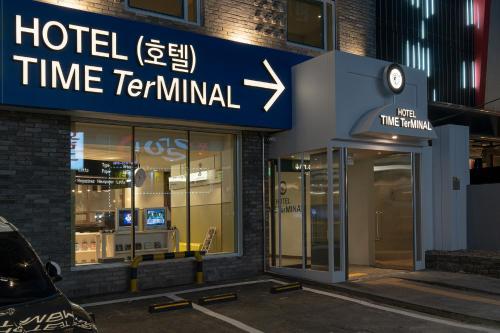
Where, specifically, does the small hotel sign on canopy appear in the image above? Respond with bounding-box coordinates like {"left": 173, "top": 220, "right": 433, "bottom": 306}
{"left": 380, "top": 107, "right": 433, "bottom": 131}
{"left": 0, "top": 0, "right": 308, "bottom": 129}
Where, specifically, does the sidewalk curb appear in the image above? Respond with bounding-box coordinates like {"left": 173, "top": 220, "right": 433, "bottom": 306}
{"left": 397, "top": 277, "right": 500, "bottom": 298}
{"left": 329, "top": 283, "right": 500, "bottom": 329}
{"left": 265, "top": 272, "right": 500, "bottom": 329}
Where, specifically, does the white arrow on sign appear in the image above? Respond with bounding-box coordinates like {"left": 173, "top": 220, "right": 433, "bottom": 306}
{"left": 244, "top": 59, "right": 285, "bottom": 112}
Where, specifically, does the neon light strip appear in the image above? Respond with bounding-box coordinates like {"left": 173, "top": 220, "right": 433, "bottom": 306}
{"left": 427, "top": 48, "right": 431, "bottom": 77}
{"left": 472, "top": 60, "right": 476, "bottom": 88}
{"left": 462, "top": 61, "right": 467, "bottom": 89}
{"left": 406, "top": 41, "right": 410, "bottom": 66}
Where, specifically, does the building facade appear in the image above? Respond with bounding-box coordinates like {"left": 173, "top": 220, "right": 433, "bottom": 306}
{"left": 1, "top": 0, "right": 378, "bottom": 298}
{"left": 3, "top": 0, "right": 486, "bottom": 298}
{"left": 377, "top": 0, "right": 476, "bottom": 107}
{"left": 377, "top": 0, "right": 500, "bottom": 171}
{"left": 376, "top": 0, "right": 500, "bottom": 251}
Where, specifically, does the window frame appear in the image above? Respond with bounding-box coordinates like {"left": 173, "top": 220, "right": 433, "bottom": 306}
{"left": 70, "top": 120, "right": 242, "bottom": 267}
{"left": 286, "top": 0, "right": 336, "bottom": 52}
{"left": 125, "top": 0, "right": 202, "bottom": 26}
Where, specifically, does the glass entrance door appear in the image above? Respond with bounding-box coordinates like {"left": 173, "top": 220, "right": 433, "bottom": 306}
{"left": 331, "top": 148, "right": 346, "bottom": 282}
{"left": 373, "top": 153, "right": 414, "bottom": 270}
{"left": 266, "top": 146, "right": 420, "bottom": 283}
{"left": 266, "top": 147, "right": 346, "bottom": 283}
{"left": 268, "top": 155, "right": 305, "bottom": 270}
{"left": 306, "top": 151, "right": 329, "bottom": 271}
{"left": 346, "top": 149, "right": 415, "bottom": 279}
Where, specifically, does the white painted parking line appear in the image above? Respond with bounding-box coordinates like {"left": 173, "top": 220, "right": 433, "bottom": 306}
{"left": 168, "top": 293, "right": 263, "bottom": 333}
{"left": 82, "top": 293, "right": 173, "bottom": 308}
{"left": 303, "top": 287, "right": 499, "bottom": 333}
{"left": 174, "top": 279, "right": 273, "bottom": 295}
{"left": 192, "top": 304, "right": 264, "bottom": 333}
{"left": 82, "top": 278, "right": 500, "bottom": 333}
{"left": 81, "top": 279, "right": 274, "bottom": 308}
{"left": 268, "top": 279, "right": 499, "bottom": 333}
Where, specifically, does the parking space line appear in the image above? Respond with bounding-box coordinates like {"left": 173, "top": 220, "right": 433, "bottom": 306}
{"left": 268, "top": 280, "right": 497, "bottom": 333}
{"left": 174, "top": 279, "right": 274, "bottom": 295}
{"left": 82, "top": 293, "right": 173, "bottom": 308}
{"left": 82, "top": 279, "right": 274, "bottom": 308}
{"left": 192, "top": 304, "right": 263, "bottom": 333}
{"left": 82, "top": 278, "right": 499, "bottom": 333}
{"left": 167, "top": 293, "right": 263, "bottom": 333}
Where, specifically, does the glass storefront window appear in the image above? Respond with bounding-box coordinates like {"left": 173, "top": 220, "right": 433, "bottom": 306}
{"left": 71, "top": 124, "right": 133, "bottom": 265}
{"left": 134, "top": 128, "right": 188, "bottom": 255}
{"left": 71, "top": 124, "right": 238, "bottom": 266}
{"left": 189, "top": 132, "right": 237, "bottom": 254}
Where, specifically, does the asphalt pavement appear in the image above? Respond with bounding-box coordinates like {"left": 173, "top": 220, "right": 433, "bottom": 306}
{"left": 81, "top": 277, "right": 499, "bottom": 333}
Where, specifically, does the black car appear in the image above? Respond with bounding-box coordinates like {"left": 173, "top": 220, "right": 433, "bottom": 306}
{"left": 0, "top": 217, "right": 97, "bottom": 332}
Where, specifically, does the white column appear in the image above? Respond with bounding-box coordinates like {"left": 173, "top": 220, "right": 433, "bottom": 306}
{"left": 432, "top": 125, "right": 470, "bottom": 250}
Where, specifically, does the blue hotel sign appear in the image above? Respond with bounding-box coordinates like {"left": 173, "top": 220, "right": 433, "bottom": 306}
{"left": 0, "top": 0, "right": 309, "bottom": 129}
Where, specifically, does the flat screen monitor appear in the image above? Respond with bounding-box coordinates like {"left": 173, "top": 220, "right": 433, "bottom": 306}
{"left": 144, "top": 208, "right": 167, "bottom": 229}
{"left": 117, "top": 209, "right": 139, "bottom": 229}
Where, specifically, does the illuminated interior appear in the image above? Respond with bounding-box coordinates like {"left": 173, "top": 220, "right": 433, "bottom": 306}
{"left": 71, "top": 123, "right": 237, "bottom": 265}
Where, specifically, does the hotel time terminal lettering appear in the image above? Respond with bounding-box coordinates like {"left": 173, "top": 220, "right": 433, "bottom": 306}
{"left": 380, "top": 107, "right": 433, "bottom": 131}
{"left": 13, "top": 16, "right": 242, "bottom": 110}
{"left": 0, "top": 0, "right": 308, "bottom": 129}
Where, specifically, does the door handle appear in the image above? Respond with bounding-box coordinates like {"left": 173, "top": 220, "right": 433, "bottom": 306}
{"left": 375, "top": 211, "right": 383, "bottom": 241}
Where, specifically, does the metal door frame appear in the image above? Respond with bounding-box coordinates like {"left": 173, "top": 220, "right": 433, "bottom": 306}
{"left": 330, "top": 140, "right": 424, "bottom": 282}
{"left": 266, "top": 140, "right": 424, "bottom": 284}
{"left": 329, "top": 143, "right": 347, "bottom": 283}
{"left": 268, "top": 150, "right": 334, "bottom": 284}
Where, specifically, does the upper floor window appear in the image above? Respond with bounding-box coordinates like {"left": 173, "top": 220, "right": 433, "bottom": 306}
{"left": 287, "top": 0, "right": 335, "bottom": 50}
{"left": 127, "top": 0, "right": 201, "bottom": 25}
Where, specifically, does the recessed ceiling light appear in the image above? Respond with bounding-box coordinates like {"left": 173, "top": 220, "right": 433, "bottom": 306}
{"left": 391, "top": 135, "right": 398, "bottom": 140}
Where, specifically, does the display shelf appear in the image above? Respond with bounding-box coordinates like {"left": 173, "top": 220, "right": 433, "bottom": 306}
{"left": 113, "top": 229, "right": 172, "bottom": 235}
{"left": 75, "top": 232, "right": 99, "bottom": 265}
{"left": 115, "top": 247, "right": 170, "bottom": 253}
{"left": 138, "top": 229, "right": 172, "bottom": 234}
{"left": 137, "top": 247, "right": 170, "bottom": 253}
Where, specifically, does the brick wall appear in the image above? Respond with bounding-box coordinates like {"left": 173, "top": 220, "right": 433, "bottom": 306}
{"left": 336, "top": 0, "right": 377, "bottom": 57}
{"left": 36, "top": 0, "right": 376, "bottom": 58}
{"left": 0, "top": 111, "right": 72, "bottom": 268}
{"left": 37, "top": 0, "right": 313, "bottom": 56}
{"left": 426, "top": 250, "right": 500, "bottom": 278}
